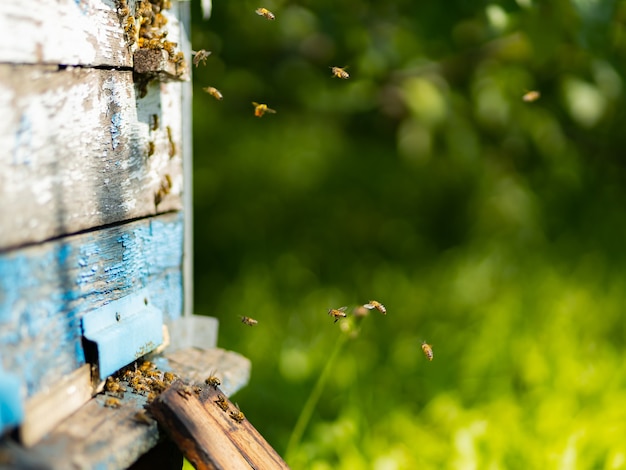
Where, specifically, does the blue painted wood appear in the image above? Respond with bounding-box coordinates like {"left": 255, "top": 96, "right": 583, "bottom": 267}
{"left": 83, "top": 288, "right": 164, "bottom": 380}
{"left": 0, "top": 362, "right": 23, "bottom": 433}
{"left": 0, "top": 212, "right": 184, "bottom": 399}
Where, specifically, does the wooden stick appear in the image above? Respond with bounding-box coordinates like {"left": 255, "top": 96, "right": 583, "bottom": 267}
{"left": 150, "top": 381, "right": 290, "bottom": 470}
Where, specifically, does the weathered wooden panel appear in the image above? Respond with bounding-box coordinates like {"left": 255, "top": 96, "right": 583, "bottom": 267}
{"left": 19, "top": 365, "right": 92, "bottom": 447}
{"left": 0, "top": 64, "right": 183, "bottom": 249}
{"left": 0, "top": 0, "right": 131, "bottom": 67}
{"left": 0, "top": 212, "right": 184, "bottom": 399}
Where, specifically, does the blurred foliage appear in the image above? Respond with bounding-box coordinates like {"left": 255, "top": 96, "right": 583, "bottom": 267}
{"left": 189, "top": 0, "right": 626, "bottom": 468}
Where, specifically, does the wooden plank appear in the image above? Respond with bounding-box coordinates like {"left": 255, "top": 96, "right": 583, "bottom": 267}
{"left": 0, "top": 212, "right": 184, "bottom": 400}
{"left": 150, "top": 381, "right": 290, "bottom": 470}
{"left": 19, "top": 365, "right": 92, "bottom": 447}
{"left": 0, "top": 0, "right": 131, "bottom": 67}
{"left": 0, "top": 0, "right": 187, "bottom": 69}
{"left": 155, "top": 346, "right": 251, "bottom": 398}
{"left": 0, "top": 347, "right": 251, "bottom": 470}
{"left": 0, "top": 64, "right": 183, "bottom": 250}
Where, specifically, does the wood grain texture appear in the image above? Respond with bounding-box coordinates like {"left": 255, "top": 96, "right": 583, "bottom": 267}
{"left": 150, "top": 382, "right": 290, "bottom": 470}
{"left": 0, "top": 212, "right": 184, "bottom": 399}
{"left": 19, "top": 365, "right": 92, "bottom": 447}
{"left": 0, "top": 0, "right": 187, "bottom": 69}
{"left": 0, "top": 0, "right": 131, "bottom": 67}
{"left": 0, "top": 64, "right": 184, "bottom": 250}
{"left": 155, "top": 346, "right": 251, "bottom": 398}
{"left": 0, "top": 347, "right": 250, "bottom": 470}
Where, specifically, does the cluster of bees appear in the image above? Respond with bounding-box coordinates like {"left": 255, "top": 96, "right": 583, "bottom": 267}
{"left": 193, "top": 7, "right": 352, "bottom": 117}
{"left": 172, "top": 372, "right": 246, "bottom": 423}
{"left": 117, "top": 0, "right": 187, "bottom": 76}
{"left": 102, "top": 360, "right": 180, "bottom": 412}
{"left": 214, "top": 393, "right": 245, "bottom": 423}
{"left": 101, "top": 362, "right": 248, "bottom": 425}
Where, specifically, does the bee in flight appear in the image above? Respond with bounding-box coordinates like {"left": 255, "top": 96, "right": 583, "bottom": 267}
{"left": 363, "top": 300, "right": 386, "bottom": 315}
{"left": 255, "top": 7, "right": 276, "bottom": 20}
{"left": 203, "top": 86, "right": 223, "bottom": 100}
{"left": 252, "top": 102, "right": 276, "bottom": 117}
{"left": 330, "top": 66, "right": 349, "bottom": 79}
{"left": 522, "top": 90, "right": 540, "bottom": 102}
{"left": 192, "top": 49, "right": 212, "bottom": 67}
{"left": 241, "top": 316, "right": 259, "bottom": 326}
{"left": 421, "top": 341, "right": 434, "bottom": 361}
{"left": 328, "top": 306, "right": 348, "bottom": 323}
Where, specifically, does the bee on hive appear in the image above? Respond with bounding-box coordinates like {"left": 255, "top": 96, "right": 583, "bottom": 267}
{"left": 215, "top": 394, "right": 230, "bottom": 412}
{"left": 205, "top": 372, "right": 221, "bottom": 389}
{"left": 229, "top": 404, "right": 245, "bottom": 423}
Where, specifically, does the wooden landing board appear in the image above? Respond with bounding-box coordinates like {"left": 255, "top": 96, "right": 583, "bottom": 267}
{"left": 150, "top": 382, "right": 290, "bottom": 470}
{"left": 0, "top": 347, "right": 251, "bottom": 470}
{"left": 0, "top": 64, "right": 184, "bottom": 250}
{"left": 0, "top": 212, "right": 183, "bottom": 399}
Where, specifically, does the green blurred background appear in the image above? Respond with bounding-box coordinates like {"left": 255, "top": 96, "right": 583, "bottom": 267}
{"left": 189, "top": 0, "right": 626, "bottom": 468}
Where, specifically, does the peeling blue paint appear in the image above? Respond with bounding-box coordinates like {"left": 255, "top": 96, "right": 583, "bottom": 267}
{"left": 110, "top": 112, "right": 122, "bottom": 150}
{"left": 0, "top": 364, "right": 24, "bottom": 432}
{"left": 0, "top": 213, "right": 184, "bottom": 398}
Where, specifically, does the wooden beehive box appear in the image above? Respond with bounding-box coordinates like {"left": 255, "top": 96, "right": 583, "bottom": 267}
{"left": 0, "top": 1, "right": 287, "bottom": 468}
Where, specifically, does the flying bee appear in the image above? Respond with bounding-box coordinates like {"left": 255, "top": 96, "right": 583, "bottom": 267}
{"left": 192, "top": 49, "right": 211, "bottom": 67}
{"left": 203, "top": 86, "right": 223, "bottom": 101}
{"left": 214, "top": 394, "right": 229, "bottom": 412}
{"left": 229, "top": 404, "right": 245, "bottom": 423}
{"left": 252, "top": 102, "right": 276, "bottom": 117}
{"left": 330, "top": 66, "right": 349, "bottom": 79}
{"left": 363, "top": 300, "right": 386, "bottom": 315}
{"left": 255, "top": 7, "right": 276, "bottom": 20}
{"left": 522, "top": 90, "right": 541, "bottom": 102}
{"left": 104, "top": 397, "right": 122, "bottom": 408}
{"left": 205, "top": 373, "right": 221, "bottom": 389}
{"left": 241, "top": 316, "right": 258, "bottom": 326}
{"left": 328, "top": 306, "right": 348, "bottom": 323}
{"left": 421, "top": 341, "right": 434, "bottom": 361}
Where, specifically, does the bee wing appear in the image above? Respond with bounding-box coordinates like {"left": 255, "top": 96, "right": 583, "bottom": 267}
{"left": 363, "top": 303, "right": 375, "bottom": 309}
{"left": 266, "top": 107, "right": 277, "bottom": 114}
{"left": 338, "top": 306, "right": 348, "bottom": 312}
